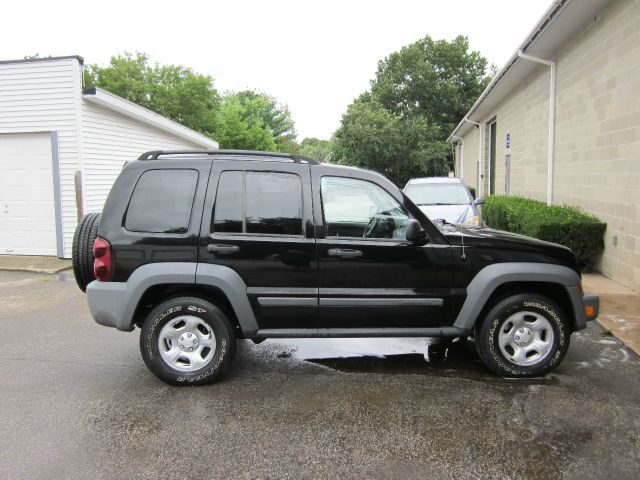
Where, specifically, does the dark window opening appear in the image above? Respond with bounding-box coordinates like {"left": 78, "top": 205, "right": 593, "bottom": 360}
{"left": 125, "top": 169, "right": 198, "bottom": 234}
{"left": 213, "top": 171, "right": 303, "bottom": 236}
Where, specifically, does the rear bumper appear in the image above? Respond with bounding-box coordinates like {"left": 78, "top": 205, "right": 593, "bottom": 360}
{"left": 86, "top": 280, "right": 132, "bottom": 331}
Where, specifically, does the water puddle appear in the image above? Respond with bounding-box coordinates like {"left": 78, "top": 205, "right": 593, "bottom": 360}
{"left": 262, "top": 337, "right": 489, "bottom": 377}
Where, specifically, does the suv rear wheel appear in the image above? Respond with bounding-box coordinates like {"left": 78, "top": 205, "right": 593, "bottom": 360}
{"left": 475, "top": 293, "right": 570, "bottom": 377}
{"left": 140, "top": 296, "right": 236, "bottom": 386}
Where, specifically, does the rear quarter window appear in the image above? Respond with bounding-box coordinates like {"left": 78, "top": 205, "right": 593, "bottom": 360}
{"left": 125, "top": 169, "right": 198, "bottom": 233}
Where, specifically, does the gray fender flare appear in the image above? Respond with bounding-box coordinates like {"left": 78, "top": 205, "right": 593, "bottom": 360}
{"left": 87, "top": 262, "right": 197, "bottom": 331}
{"left": 87, "top": 262, "right": 258, "bottom": 334}
{"left": 453, "top": 262, "right": 585, "bottom": 331}
{"left": 195, "top": 263, "right": 259, "bottom": 334}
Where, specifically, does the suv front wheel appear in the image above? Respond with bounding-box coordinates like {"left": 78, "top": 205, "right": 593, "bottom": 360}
{"left": 475, "top": 294, "right": 570, "bottom": 377}
{"left": 140, "top": 296, "right": 236, "bottom": 385}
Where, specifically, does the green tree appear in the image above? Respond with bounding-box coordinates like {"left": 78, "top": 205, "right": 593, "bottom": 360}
{"left": 84, "top": 52, "right": 219, "bottom": 137}
{"left": 215, "top": 94, "right": 277, "bottom": 151}
{"left": 371, "top": 35, "right": 491, "bottom": 130}
{"left": 333, "top": 96, "right": 449, "bottom": 186}
{"left": 222, "top": 90, "right": 298, "bottom": 151}
{"left": 334, "top": 35, "right": 492, "bottom": 183}
{"left": 299, "top": 137, "right": 333, "bottom": 162}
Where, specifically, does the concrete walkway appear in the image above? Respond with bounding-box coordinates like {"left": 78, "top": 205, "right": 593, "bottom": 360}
{"left": 0, "top": 255, "right": 71, "bottom": 273}
{"left": 583, "top": 273, "right": 640, "bottom": 356}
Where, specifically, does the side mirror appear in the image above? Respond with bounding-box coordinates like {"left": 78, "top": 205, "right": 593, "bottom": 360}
{"left": 474, "top": 197, "right": 485, "bottom": 205}
{"left": 405, "top": 219, "right": 427, "bottom": 244}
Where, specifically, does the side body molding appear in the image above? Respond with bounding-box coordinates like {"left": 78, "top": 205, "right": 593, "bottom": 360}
{"left": 195, "top": 263, "right": 259, "bottom": 334}
{"left": 453, "top": 262, "right": 585, "bottom": 332}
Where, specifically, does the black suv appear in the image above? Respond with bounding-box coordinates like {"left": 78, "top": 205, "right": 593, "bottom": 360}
{"left": 73, "top": 150, "right": 599, "bottom": 385}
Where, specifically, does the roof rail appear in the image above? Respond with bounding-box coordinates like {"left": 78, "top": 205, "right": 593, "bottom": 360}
{"left": 137, "top": 149, "right": 320, "bottom": 165}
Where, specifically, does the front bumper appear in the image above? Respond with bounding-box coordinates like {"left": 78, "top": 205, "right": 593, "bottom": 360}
{"left": 583, "top": 293, "right": 600, "bottom": 322}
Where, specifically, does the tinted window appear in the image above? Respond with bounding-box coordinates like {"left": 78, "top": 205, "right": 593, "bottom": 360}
{"left": 321, "top": 177, "right": 408, "bottom": 239}
{"left": 213, "top": 171, "right": 303, "bottom": 236}
{"left": 213, "top": 171, "right": 243, "bottom": 233}
{"left": 125, "top": 169, "right": 198, "bottom": 233}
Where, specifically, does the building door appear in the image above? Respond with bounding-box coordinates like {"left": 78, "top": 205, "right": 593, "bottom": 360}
{"left": 488, "top": 120, "right": 497, "bottom": 195}
{"left": 0, "top": 132, "right": 58, "bottom": 256}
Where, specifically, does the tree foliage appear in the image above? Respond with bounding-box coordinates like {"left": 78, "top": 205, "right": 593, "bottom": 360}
{"left": 333, "top": 95, "right": 448, "bottom": 185}
{"left": 84, "top": 53, "right": 301, "bottom": 152}
{"left": 299, "top": 138, "right": 333, "bottom": 162}
{"left": 333, "top": 35, "right": 492, "bottom": 185}
{"left": 216, "top": 90, "right": 297, "bottom": 151}
{"left": 84, "top": 52, "right": 220, "bottom": 137}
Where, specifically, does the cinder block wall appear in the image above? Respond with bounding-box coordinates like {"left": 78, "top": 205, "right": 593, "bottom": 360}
{"left": 553, "top": 0, "right": 640, "bottom": 289}
{"left": 459, "top": 0, "right": 640, "bottom": 291}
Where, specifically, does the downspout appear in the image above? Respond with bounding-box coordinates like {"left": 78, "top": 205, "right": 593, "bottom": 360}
{"left": 518, "top": 50, "right": 556, "bottom": 205}
{"left": 463, "top": 118, "right": 482, "bottom": 196}
{"left": 450, "top": 135, "right": 464, "bottom": 179}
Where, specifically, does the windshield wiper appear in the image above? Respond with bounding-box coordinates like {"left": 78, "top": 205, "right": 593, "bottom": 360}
{"left": 417, "top": 202, "right": 454, "bottom": 206}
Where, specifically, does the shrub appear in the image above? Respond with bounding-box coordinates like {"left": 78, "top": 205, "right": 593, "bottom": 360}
{"left": 482, "top": 195, "right": 606, "bottom": 271}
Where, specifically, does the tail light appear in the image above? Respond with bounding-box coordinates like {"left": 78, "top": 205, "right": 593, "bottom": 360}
{"left": 93, "top": 237, "right": 113, "bottom": 281}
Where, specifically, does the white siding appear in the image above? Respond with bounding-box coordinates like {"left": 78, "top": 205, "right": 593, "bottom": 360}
{"left": 80, "top": 101, "right": 204, "bottom": 225}
{"left": 0, "top": 57, "right": 216, "bottom": 258}
{"left": 0, "top": 58, "right": 81, "bottom": 259}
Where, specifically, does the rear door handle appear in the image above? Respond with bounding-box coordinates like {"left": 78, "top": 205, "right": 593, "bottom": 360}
{"left": 207, "top": 244, "right": 240, "bottom": 254}
{"left": 328, "top": 248, "right": 363, "bottom": 258}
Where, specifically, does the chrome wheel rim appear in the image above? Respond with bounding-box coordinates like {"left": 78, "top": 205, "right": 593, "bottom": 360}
{"left": 158, "top": 315, "right": 216, "bottom": 372}
{"left": 498, "top": 311, "right": 554, "bottom": 366}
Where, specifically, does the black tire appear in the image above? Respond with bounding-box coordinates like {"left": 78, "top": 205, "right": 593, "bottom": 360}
{"left": 140, "top": 296, "right": 236, "bottom": 386}
{"left": 72, "top": 212, "right": 101, "bottom": 292}
{"left": 475, "top": 294, "right": 570, "bottom": 377}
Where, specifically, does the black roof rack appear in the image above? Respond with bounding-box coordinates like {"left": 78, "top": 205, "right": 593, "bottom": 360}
{"left": 137, "top": 149, "right": 320, "bottom": 165}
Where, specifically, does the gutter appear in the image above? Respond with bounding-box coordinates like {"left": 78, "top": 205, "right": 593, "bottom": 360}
{"left": 518, "top": 51, "right": 556, "bottom": 205}
{"left": 446, "top": 0, "right": 569, "bottom": 143}
{"left": 449, "top": 135, "right": 464, "bottom": 178}
{"left": 463, "top": 119, "right": 482, "bottom": 196}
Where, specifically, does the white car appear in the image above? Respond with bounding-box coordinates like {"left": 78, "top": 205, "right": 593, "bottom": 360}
{"left": 404, "top": 177, "right": 484, "bottom": 227}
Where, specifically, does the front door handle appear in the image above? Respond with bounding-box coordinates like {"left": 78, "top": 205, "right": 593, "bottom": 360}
{"left": 328, "top": 248, "right": 363, "bottom": 258}
{"left": 207, "top": 244, "right": 240, "bottom": 254}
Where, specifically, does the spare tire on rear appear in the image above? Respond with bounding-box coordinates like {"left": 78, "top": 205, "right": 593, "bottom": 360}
{"left": 72, "top": 212, "right": 101, "bottom": 292}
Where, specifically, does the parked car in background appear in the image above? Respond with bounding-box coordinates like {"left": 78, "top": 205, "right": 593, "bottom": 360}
{"left": 404, "top": 177, "right": 484, "bottom": 226}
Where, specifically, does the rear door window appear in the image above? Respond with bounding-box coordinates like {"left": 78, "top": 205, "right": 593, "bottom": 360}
{"left": 213, "top": 171, "right": 303, "bottom": 236}
{"left": 125, "top": 169, "right": 198, "bottom": 233}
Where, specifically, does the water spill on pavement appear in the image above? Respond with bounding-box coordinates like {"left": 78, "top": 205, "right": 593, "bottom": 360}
{"left": 262, "top": 337, "right": 491, "bottom": 378}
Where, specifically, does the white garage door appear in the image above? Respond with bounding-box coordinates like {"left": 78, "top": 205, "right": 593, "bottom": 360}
{"left": 0, "top": 132, "right": 58, "bottom": 256}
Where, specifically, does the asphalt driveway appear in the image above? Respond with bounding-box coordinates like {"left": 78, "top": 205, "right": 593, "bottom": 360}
{"left": 0, "top": 270, "right": 638, "bottom": 479}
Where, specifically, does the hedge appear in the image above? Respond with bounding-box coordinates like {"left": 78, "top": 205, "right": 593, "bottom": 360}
{"left": 482, "top": 195, "right": 606, "bottom": 271}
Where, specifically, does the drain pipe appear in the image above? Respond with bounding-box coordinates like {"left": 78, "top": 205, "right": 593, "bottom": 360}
{"left": 518, "top": 50, "right": 556, "bottom": 205}
{"left": 463, "top": 118, "right": 482, "bottom": 196}
{"left": 450, "top": 135, "right": 464, "bottom": 179}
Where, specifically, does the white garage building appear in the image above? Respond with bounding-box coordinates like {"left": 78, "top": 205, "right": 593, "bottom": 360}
{"left": 0, "top": 56, "right": 218, "bottom": 258}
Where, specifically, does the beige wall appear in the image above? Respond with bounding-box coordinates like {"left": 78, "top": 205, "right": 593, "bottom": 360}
{"left": 458, "top": 0, "right": 640, "bottom": 291}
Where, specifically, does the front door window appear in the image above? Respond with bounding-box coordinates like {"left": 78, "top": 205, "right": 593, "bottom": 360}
{"left": 320, "top": 176, "right": 408, "bottom": 240}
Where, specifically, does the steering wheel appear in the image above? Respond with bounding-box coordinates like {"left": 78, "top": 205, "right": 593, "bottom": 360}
{"left": 363, "top": 215, "right": 381, "bottom": 238}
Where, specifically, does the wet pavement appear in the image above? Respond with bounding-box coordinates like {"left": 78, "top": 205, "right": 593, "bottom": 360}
{"left": 1, "top": 270, "right": 639, "bottom": 479}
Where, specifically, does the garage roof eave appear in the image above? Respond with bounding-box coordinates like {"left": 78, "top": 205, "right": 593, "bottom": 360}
{"left": 82, "top": 87, "right": 219, "bottom": 149}
{"left": 447, "top": 0, "right": 610, "bottom": 143}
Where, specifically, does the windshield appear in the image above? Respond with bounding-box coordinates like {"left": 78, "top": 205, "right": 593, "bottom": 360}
{"left": 404, "top": 182, "right": 473, "bottom": 206}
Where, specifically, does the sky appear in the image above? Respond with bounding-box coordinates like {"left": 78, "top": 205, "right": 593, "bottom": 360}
{"left": 1, "top": 0, "right": 551, "bottom": 140}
